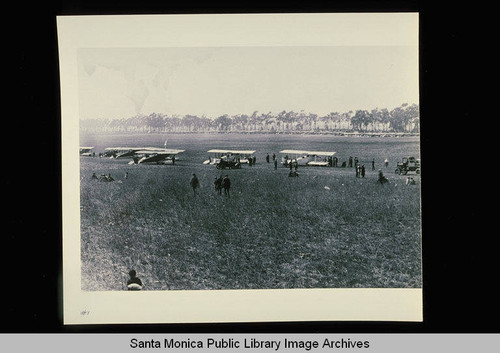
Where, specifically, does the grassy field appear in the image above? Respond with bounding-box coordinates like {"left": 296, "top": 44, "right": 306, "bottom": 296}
{"left": 80, "top": 133, "right": 421, "bottom": 290}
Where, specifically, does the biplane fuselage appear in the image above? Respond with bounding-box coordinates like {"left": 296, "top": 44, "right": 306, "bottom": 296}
{"left": 134, "top": 148, "right": 185, "bottom": 164}
{"left": 104, "top": 147, "right": 185, "bottom": 164}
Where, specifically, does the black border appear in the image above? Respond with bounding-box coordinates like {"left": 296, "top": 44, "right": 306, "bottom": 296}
{"left": 9, "top": 0, "right": 494, "bottom": 333}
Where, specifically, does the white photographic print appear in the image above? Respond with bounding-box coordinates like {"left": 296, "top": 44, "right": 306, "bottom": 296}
{"left": 58, "top": 13, "right": 422, "bottom": 324}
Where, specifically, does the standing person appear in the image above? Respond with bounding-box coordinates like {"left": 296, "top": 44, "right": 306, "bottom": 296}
{"left": 384, "top": 158, "right": 389, "bottom": 168}
{"left": 372, "top": 158, "right": 375, "bottom": 171}
{"left": 355, "top": 163, "right": 360, "bottom": 177}
{"left": 289, "top": 161, "right": 293, "bottom": 171}
{"left": 214, "top": 176, "right": 223, "bottom": 195}
{"left": 348, "top": 156, "right": 353, "bottom": 168}
{"left": 274, "top": 158, "right": 278, "bottom": 170}
{"left": 222, "top": 175, "right": 231, "bottom": 197}
{"left": 361, "top": 165, "right": 366, "bottom": 178}
{"left": 190, "top": 173, "right": 200, "bottom": 195}
{"left": 272, "top": 153, "right": 276, "bottom": 161}
{"left": 266, "top": 154, "right": 270, "bottom": 163}
{"left": 354, "top": 157, "right": 359, "bottom": 167}
{"left": 124, "top": 172, "right": 128, "bottom": 179}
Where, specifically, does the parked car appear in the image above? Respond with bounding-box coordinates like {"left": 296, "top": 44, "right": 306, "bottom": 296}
{"left": 395, "top": 157, "right": 420, "bottom": 175}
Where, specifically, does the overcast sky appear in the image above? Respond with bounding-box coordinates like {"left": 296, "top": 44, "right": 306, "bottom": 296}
{"left": 78, "top": 45, "right": 419, "bottom": 120}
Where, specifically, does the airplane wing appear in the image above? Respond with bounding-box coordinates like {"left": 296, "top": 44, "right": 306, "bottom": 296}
{"left": 279, "top": 149, "right": 335, "bottom": 156}
{"left": 104, "top": 147, "right": 144, "bottom": 158}
{"left": 207, "top": 149, "right": 256, "bottom": 155}
{"left": 135, "top": 149, "right": 184, "bottom": 155}
{"left": 116, "top": 150, "right": 139, "bottom": 158}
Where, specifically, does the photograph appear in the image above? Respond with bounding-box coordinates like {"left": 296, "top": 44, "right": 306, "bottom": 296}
{"left": 78, "top": 46, "right": 421, "bottom": 291}
{"left": 59, "top": 13, "right": 422, "bottom": 324}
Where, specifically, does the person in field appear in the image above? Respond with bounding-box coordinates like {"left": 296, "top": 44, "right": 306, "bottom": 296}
{"left": 384, "top": 158, "right": 389, "bottom": 168}
{"left": 378, "top": 169, "right": 388, "bottom": 184}
{"left": 99, "top": 173, "right": 113, "bottom": 182}
{"left": 214, "top": 176, "right": 223, "bottom": 195}
{"left": 222, "top": 175, "right": 231, "bottom": 197}
{"left": 127, "top": 269, "right": 143, "bottom": 291}
{"left": 274, "top": 158, "right": 278, "bottom": 170}
{"left": 406, "top": 177, "right": 416, "bottom": 185}
{"left": 372, "top": 158, "right": 375, "bottom": 171}
{"left": 361, "top": 164, "right": 366, "bottom": 178}
{"left": 266, "top": 154, "right": 270, "bottom": 163}
{"left": 190, "top": 173, "right": 200, "bottom": 195}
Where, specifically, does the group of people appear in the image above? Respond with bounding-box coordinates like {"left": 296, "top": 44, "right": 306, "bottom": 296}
{"left": 264, "top": 153, "right": 279, "bottom": 169}
{"left": 265, "top": 153, "right": 277, "bottom": 163}
{"left": 91, "top": 172, "right": 129, "bottom": 182}
{"left": 348, "top": 156, "right": 390, "bottom": 170}
{"left": 247, "top": 155, "right": 257, "bottom": 166}
{"left": 213, "top": 175, "right": 231, "bottom": 196}
{"left": 406, "top": 177, "right": 417, "bottom": 185}
{"left": 355, "top": 164, "right": 366, "bottom": 178}
{"left": 189, "top": 173, "right": 233, "bottom": 197}
{"left": 91, "top": 172, "right": 115, "bottom": 182}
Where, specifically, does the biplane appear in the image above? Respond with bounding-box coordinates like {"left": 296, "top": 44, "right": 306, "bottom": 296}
{"left": 131, "top": 148, "right": 185, "bottom": 165}
{"left": 80, "top": 147, "right": 94, "bottom": 156}
{"left": 279, "top": 149, "right": 336, "bottom": 167}
{"left": 104, "top": 142, "right": 184, "bottom": 164}
{"left": 203, "top": 149, "right": 256, "bottom": 166}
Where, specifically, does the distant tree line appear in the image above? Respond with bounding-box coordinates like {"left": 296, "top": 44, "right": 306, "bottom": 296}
{"left": 80, "top": 103, "right": 419, "bottom": 134}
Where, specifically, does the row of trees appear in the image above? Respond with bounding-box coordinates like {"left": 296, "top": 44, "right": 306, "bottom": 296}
{"left": 80, "top": 103, "right": 419, "bottom": 134}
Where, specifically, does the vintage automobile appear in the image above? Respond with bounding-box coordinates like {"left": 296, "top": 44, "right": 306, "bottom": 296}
{"left": 395, "top": 157, "right": 421, "bottom": 175}
{"left": 216, "top": 159, "right": 241, "bottom": 169}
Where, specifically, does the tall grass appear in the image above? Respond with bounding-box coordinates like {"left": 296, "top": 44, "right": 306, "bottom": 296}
{"left": 80, "top": 157, "right": 421, "bottom": 291}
